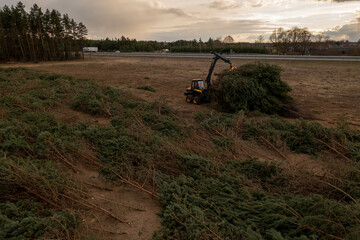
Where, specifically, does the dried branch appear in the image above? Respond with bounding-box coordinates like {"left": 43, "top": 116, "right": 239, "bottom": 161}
{"left": 60, "top": 193, "right": 130, "bottom": 225}
{"left": 259, "top": 136, "right": 288, "bottom": 161}
{"left": 315, "top": 138, "right": 352, "bottom": 162}
{"left": 90, "top": 227, "right": 126, "bottom": 235}
{"left": 48, "top": 140, "right": 81, "bottom": 173}
{"left": 319, "top": 180, "right": 358, "bottom": 204}
{"left": 80, "top": 150, "right": 159, "bottom": 199}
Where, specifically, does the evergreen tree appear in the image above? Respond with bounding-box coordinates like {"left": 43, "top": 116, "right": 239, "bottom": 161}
{"left": 0, "top": 1, "right": 87, "bottom": 62}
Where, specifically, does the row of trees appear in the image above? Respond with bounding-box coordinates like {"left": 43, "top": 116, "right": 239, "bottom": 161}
{"left": 266, "top": 27, "right": 358, "bottom": 55}
{"left": 0, "top": 2, "right": 88, "bottom": 62}
{"left": 88, "top": 30, "right": 359, "bottom": 55}
{"left": 87, "top": 37, "right": 165, "bottom": 52}
{"left": 268, "top": 27, "right": 360, "bottom": 55}
{"left": 87, "top": 36, "right": 269, "bottom": 54}
{"left": 88, "top": 30, "right": 360, "bottom": 56}
{"left": 164, "top": 37, "right": 268, "bottom": 53}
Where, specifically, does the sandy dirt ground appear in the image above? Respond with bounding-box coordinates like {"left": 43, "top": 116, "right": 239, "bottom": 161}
{"left": 72, "top": 163, "right": 162, "bottom": 240}
{"left": 3, "top": 56, "right": 359, "bottom": 127}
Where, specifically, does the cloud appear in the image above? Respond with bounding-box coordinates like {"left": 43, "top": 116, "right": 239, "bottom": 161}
{"left": 0, "top": 0, "right": 191, "bottom": 39}
{"left": 207, "top": 0, "right": 243, "bottom": 10}
{"left": 1, "top": 0, "right": 359, "bottom": 41}
{"left": 318, "top": 0, "right": 360, "bottom": 2}
{"left": 161, "top": 7, "right": 190, "bottom": 17}
{"left": 322, "top": 16, "right": 360, "bottom": 41}
{"left": 148, "top": 0, "right": 191, "bottom": 17}
{"left": 150, "top": 18, "right": 274, "bottom": 41}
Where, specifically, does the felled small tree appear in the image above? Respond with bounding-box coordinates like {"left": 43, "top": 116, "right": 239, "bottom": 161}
{"left": 212, "top": 62, "right": 292, "bottom": 113}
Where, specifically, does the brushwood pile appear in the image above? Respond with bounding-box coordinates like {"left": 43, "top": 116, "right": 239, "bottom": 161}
{"left": 211, "top": 62, "right": 292, "bottom": 113}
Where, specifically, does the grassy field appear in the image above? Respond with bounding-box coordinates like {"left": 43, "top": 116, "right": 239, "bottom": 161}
{"left": 3, "top": 56, "right": 359, "bottom": 127}
{"left": 0, "top": 57, "right": 359, "bottom": 239}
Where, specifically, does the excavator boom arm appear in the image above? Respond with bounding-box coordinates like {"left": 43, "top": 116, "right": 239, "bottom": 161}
{"left": 205, "top": 51, "right": 232, "bottom": 89}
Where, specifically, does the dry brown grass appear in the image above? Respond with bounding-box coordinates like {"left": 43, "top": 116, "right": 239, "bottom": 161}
{"left": 2, "top": 56, "right": 358, "bottom": 127}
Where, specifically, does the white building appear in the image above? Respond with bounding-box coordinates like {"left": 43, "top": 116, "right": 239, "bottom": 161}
{"left": 83, "top": 47, "right": 98, "bottom": 53}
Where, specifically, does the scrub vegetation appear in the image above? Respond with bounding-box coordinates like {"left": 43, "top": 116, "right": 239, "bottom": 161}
{"left": 1, "top": 67, "right": 359, "bottom": 239}
{"left": 137, "top": 85, "right": 156, "bottom": 92}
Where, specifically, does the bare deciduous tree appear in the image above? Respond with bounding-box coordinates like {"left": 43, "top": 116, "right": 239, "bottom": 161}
{"left": 223, "top": 35, "right": 235, "bottom": 43}
{"left": 255, "top": 35, "right": 264, "bottom": 44}
{"left": 269, "top": 27, "right": 312, "bottom": 55}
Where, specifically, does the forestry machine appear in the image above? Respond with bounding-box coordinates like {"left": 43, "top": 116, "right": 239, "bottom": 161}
{"left": 184, "top": 51, "right": 233, "bottom": 105}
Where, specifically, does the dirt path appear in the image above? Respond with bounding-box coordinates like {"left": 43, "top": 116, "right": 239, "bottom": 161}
{"left": 47, "top": 102, "right": 162, "bottom": 239}
{"left": 72, "top": 163, "right": 161, "bottom": 240}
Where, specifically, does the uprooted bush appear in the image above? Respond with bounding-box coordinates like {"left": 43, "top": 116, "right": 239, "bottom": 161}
{"left": 71, "top": 80, "right": 124, "bottom": 116}
{"left": 137, "top": 85, "right": 156, "bottom": 92}
{"left": 0, "top": 68, "right": 185, "bottom": 238}
{"left": 243, "top": 117, "right": 360, "bottom": 161}
{"left": 155, "top": 155, "right": 360, "bottom": 240}
{"left": 0, "top": 201, "right": 79, "bottom": 240}
{"left": 0, "top": 157, "right": 81, "bottom": 239}
{"left": 0, "top": 111, "right": 79, "bottom": 161}
{"left": 211, "top": 62, "right": 292, "bottom": 113}
{"left": 194, "top": 108, "right": 236, "bottom": 131}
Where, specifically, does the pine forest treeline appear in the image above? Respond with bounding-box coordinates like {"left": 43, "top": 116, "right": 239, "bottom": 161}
{"left": 0, "top": 2, "right": 87, "bottom": 62}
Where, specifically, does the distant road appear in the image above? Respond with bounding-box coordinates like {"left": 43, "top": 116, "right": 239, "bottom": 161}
{"left": 86, "top": 52, "right": 360, "bottom": 62}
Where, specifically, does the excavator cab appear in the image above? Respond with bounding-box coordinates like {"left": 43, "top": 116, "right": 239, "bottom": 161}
{"left": 191, "top": 79, "right": 205, "bottom": 90}
{"left": 185, "top": 79, "right": 207, "bottom": 104}
{"left": 184, "top": 51, "right": 233, "bottom": 105}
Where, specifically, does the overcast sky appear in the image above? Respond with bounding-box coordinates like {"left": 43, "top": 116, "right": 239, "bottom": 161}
{"left": 2, "top": 0, "right": 360, "bottom": 42}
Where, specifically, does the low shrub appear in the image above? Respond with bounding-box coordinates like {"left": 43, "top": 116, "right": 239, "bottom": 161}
{"left": 243, "top": 117, "right": 360, "bottom": 160}
{"left": 155, "top": 156, "right": 360, "bottom": 240}
{"left": 141, "top": 112, "right": 182, "bottom": 138}
{"left": 79, "top": 124, "right": 160, "bottom": 180}
{"left": 71, "top": 80, "right": 123, "bottom": 116}
{"left": 0, "top": 111, "right": 77, "bottom": 159}
{"left": 0, "top": 157, "right": 78, "bottom": 206}
{"left": 212, "top": 137, "right": 234, "bottom": 150}
{"left": 0, "top": 157, "right": 81, "bottom": 240}
{"left": 0, "top": 201, "right": 80, "bottom": 240}
{"left": 194, "top": 109, "right": 235, "bottom": 131}
{"left": 179, "top": 155, "right": 280, "bottom": 185}
{"left": 137, "top": 85, "right": 156, "bottom": 92}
